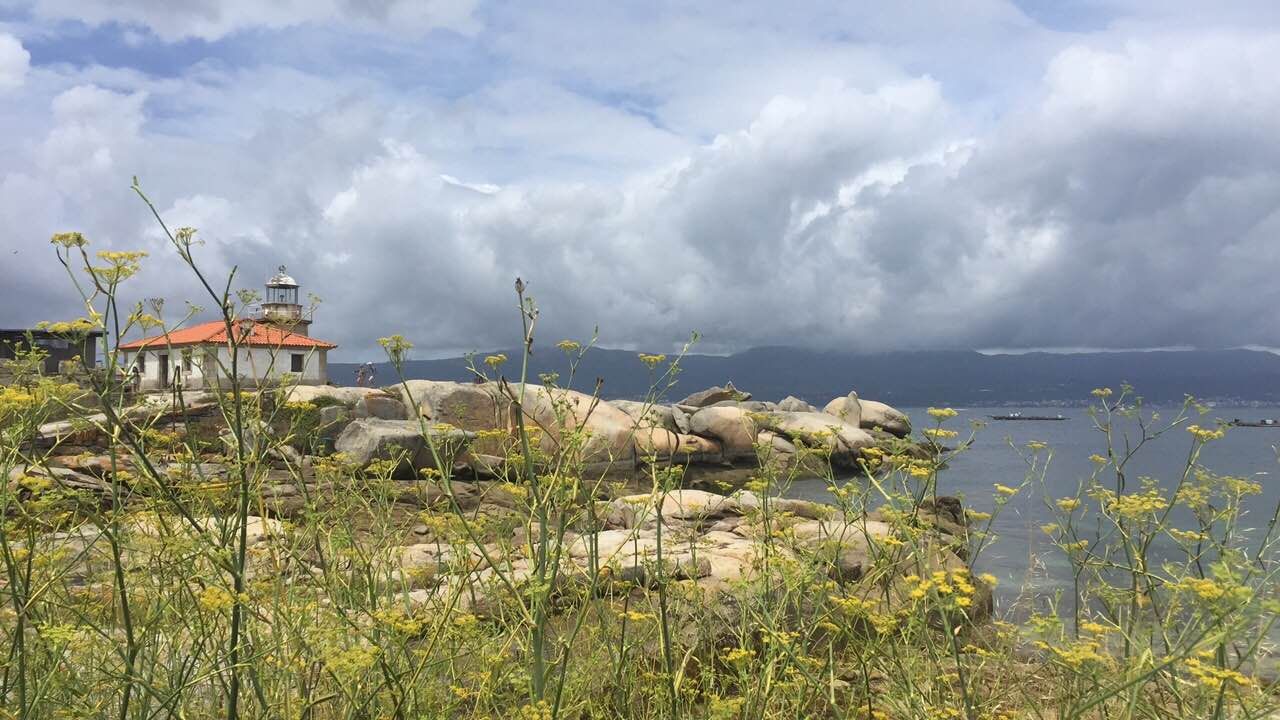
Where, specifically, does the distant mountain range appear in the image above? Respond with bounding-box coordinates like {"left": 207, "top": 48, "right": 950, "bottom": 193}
{"left": 332, "top": 348, "right": 1280, "bottom": 406}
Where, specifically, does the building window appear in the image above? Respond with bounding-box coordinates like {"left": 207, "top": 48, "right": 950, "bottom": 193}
{"left": 291, "top": 353, "right": 304, "bottom": 373}
{"left": 136, "top": 353, "right": 146, "bottom": 372}
{"left": 182, "top": 350, "right": 193, "bottom": 373}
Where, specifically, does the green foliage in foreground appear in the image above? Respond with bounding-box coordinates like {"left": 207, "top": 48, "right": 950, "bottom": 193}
{"left": 0, "top": 197, "right": 1278, "bottom": 719}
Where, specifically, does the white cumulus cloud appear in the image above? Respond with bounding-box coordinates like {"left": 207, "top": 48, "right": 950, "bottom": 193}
{"left": 3, "top": 5, "right": 1280, "bottom": 361}
{"left": 0, "top": 33, "right": 30, "bottom": 91}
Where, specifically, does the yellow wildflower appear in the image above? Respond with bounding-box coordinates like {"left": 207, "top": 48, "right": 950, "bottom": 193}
{"left": 1186, "top": 424, "right": 1226, "bottom": 442}
{"left": 1183, "top": 657, "right": 1253, "bottom": 689}
{"left": 197, "top": 586, "right": 236, "bottom": 613}
{"left": 51, "top": 231, "right": 88, "bottom": 248}
{"left": 637, "top": 353, "right": 667, "bottom": 368}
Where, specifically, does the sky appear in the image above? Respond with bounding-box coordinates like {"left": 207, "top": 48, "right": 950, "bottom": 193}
{"left": 1, "top": 1, "right": 1279, "bottom": 362}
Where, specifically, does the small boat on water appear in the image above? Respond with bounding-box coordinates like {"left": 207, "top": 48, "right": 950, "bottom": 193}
{"left": 1228, "top": 418, "right": 1280, "bottom": 427}
{"left": 988, "top": 412, "right": 1068, "bottom": 421}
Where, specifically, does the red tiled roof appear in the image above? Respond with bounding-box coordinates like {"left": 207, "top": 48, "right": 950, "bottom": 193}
{"left": 118, "top": 320, "right": 337, "bottom": 350}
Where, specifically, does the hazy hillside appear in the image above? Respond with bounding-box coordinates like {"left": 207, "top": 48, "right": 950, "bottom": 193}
{"left": 332, "top": 348, "right": 1280, "bottom": 406}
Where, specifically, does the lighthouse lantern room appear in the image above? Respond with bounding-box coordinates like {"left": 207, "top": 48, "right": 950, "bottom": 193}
{"left": 259, "top": 265, "right": 311, "bottom": 335}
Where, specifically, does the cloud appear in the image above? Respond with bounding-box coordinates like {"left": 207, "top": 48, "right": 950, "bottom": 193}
{"left": 3, "top": 5, "right": 1280, "bottom": 361}
{"left": 0, "top": 32, "right": 30, "bottom": 90}
{"left": 23, "top": 0, "right": 480, "bottom": 41}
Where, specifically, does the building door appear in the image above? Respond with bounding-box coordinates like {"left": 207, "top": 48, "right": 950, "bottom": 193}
{"left": 159, "top": 353, "right": 169, "bottom": 388}
{"left": 204, "top": 350, "right": 219, "bottom": 388}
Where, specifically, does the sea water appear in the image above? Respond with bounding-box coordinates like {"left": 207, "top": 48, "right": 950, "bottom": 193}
{"left": 787, "top": 405, "right": 1280, "bottom": 614}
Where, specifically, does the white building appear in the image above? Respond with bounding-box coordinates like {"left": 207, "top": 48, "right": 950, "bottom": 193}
{"left": 118, "top": 266, "right": 337, "bottom": 391}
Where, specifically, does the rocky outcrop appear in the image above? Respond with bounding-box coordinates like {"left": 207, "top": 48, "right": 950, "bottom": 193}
{"left": 396, "top": 380, "right": 506, "bottom": 430}
{"left": 755, "top": 411, "right": 875, "bottom": 457}
{"left": 334, "top": 418, "right": 476, "bottom": 477}
{"left": 671, "top": 405, "right": 694, "bottom": 434}
{"left": 9, "top": 464, "right": 110, "bottom": 496}
{"left": 859, "top": 399, "right": 911, "bottom": 437}
{"left": 352, "top": 393, "right": 410, "bottom": 420}
{"left": 689, "top": 405, "right": 759, "bottom": 461}
{"left": 403, "top": 487, "right": 988, "bottom": 613}
{"left": 632, "top": 428, "right": 723, "bottom": 463}
{"left": 285, "top": 385, "right": 384, "bottom": 406}
{"left": 822, "top": 391, "right": 863, "bottom": 427}
{"left": 34, "top": 378, "right": 915, "bottom": 493}
{"left": 612, "top": 400, "right": 677, "bottom": 431}
{"left": 776, "top": 395, "right": 817, "bottom": 413}
{"left": 824, "top": 391, "right": 912, "bottom": 438}
{"left": 394, "top": 381, "right": 636, "bottom": 468}
{"left": 515, "top": 384, "right": 639, "bottom": 469}
{"left": 677, "top": 382, "right": 750, "bottom": 408}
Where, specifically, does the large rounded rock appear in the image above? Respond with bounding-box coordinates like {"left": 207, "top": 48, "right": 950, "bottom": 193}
{"left": 335, "top": 418, "right": 475, "bottom": 477}
{"left": 285, "top": 385, "right": 384, "bottom": 406}
{"left": 671, "top": 405, "right": 694, "bottom": 433}
{"left": 677, "top": 382, "right": 750, "bottom": 408}
{"left": 353, "top": 393, "right": 409, "bottom": 420}
{"left": 395, "top": 382, "right": 643, "bottom": 469}
{"left": 632, "top": 428, "right": 723, "bottom": 463}
{"left": 822, "top": 391, "right": 863, "bottom": 428}
{"left": 606, "top": 489, "right": 737, "bottom": 529}
{"left": 786, "top": 517, "right": 891, "bottom": 581}
{"left": 732, "top": 490, "right": 833, "bottom": 520}
{"left": 395, "top": 380, "right": 512, "bottom": 454}
{"left": 8, "top": 464, "right": 108, "bottom": 495}
{"left": 709, "top": 399, "right": 769, "bottom": 412}
{"left": 514, "top": 384, "right": 638, "bottom": 468}
{"left": 756, "top": 430, "right": 797, "bottom": 456}
{"left": 611, "top": 400, "right": 677, "bottom": 432}
{"left": 688, "top": 406, "right": 759, "bottom": 461}
{"left": 756, "top": 411, "right": 874, "bottom": 455}
{"left": 776, "top": 395, "right": 817, "bottom": 413}
{"left": 695, "top": 530, "right": 769, "bottom": 588}
{"left": 396, "top": 380, "right": 506, "bottom": 428}
{"left": 859, "top": 399, "right": 911, "bottom": 437}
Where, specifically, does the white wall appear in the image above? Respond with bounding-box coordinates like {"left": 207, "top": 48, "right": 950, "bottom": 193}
{"left": 121, "top": 345, "right": 328, "bottom": 391}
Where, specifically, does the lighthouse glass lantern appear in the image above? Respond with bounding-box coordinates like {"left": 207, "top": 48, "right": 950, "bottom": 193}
{"left": 259, "top": 265, "right": 311, "bottom": 335}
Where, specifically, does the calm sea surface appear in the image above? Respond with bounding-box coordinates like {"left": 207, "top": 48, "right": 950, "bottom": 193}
{"left": 787, "top": 405, "right": 1280, "bottom": 613}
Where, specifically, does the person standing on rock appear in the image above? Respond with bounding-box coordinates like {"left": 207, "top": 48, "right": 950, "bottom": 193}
{"left": 355, "top": 362, "right": 376, "bottom": 387}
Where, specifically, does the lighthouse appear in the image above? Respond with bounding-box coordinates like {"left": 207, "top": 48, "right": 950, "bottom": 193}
{"left": 259, "top": 265, "right": 311, "bottom": 335}
{"left": 118, "top": 264, "right": 338, "bottom": 390}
